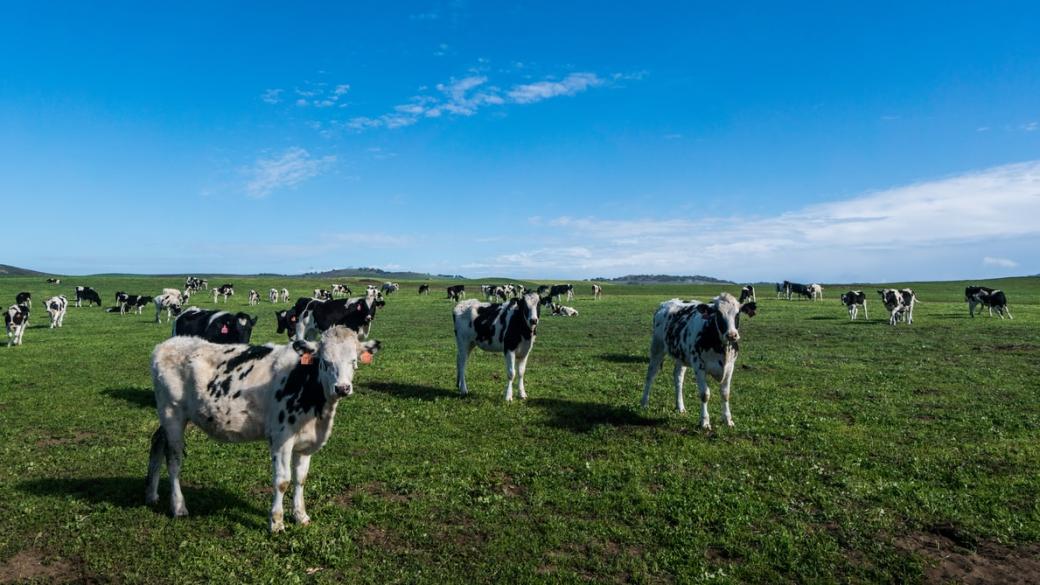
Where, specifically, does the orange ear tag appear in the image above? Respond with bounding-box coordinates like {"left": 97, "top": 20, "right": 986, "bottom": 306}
{"left": 300, "top": 353, "right": 314, "bottom": 365}
{"left": 360, "top": 351, "right": 373, "bottom": 365}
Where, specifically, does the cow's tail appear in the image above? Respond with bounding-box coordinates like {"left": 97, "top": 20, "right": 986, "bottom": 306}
{"left": 146, "top": 426, "right": 168, "bottom": 488}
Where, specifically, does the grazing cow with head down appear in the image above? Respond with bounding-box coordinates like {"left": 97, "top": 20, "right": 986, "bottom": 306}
{"left": 75, "top": 286, "right": 102, "bottom": 308}
{"left": 975, "top": 289, "right": 1012, "bottom": 319}
{"left": 446, "top": 285, "right": 466, "bottom": 301}
{"left": 5, "top": 304, "right": 30, "bottom": 346}
{"left": 123, "top": 295, "right": 154, "bottom": 315}
{"left": 453, "top": 292, "right": 541, "bottom": 401}
{"left": 146, "top": 327, "right": 381, "bottom": 532}
{"left": 808, "top": 284, "right": 823, "bottom": 301}
{"left": 739, "top": 285, "right": 756, "bottom": 304}
{"left": 45, "top": 296, "right": 68, "bottom": 328}
{"left": 840, "top": 291, "right": 868, "bottom": 320}
{"left": 15, "top": 292, "right": 31, "bottom": 308}
{"left": 154, "top": 292, "right": 184, "bottom": 323}
{"left": 381, "top": 282, "right": 399, "bottom": 295}
{"left": 47, "top": 278, "right": 61, "bottom": 284}
{"left": 173, "top": 308, "right": 258, "bottom": 343}
{"left": 641, "top": 293, "right": 757, "bottom": 428}
{"left": 592, "top": 284, "right": 603, "bottom": 300}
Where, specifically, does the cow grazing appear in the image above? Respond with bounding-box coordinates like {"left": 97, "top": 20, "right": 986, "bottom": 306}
{"left": 74, "top": 286, "right": 102, "bottom": 307}
{"left": 248, "top": 290, "right": 261, "bottom": 306}
{"left": 213, "top": 284, "right": 234, "bottom": 303}
{"left": 965, "top": 285, "right": 996, "bottom": 317}
{"left": 295, "top": 290, "right": 383, "bottom": 341}
{"left": 549, "top": 284, "right": 574, "bottom": 302}
{"left": 185, "top": 277, "right": 208, "bottom": 292}
{"left": 269, "top": 289, "right": 279, "bottom": 303}
{"left": 808, "top": 284, "right": 823, "bottom": 301}
{"left": 280, "top": 288, "right": 291, "bottom": 303}
{"left": 739, "top": 285, "right": 756, "bottom": 304}
{"left": 173, "top": 308, "right": 258, "bottom": 344}
{"left": 784, "top": 282, "right": 812, "bottom": 301}
{"left": 975, "top": 289, "right": 1012, "bottom": 319}
{"left": 46, "top": 278, "right": 61, "bottom": 284}
{"left": 418, "top": 283, "right": 430, "bottom": 295}
{"left": 452, "top": 292, "right": 541, "bottom": 401}
{"left": 146, "top": 327, "right": 381, "bottom": 531}
{"left": 381, "top": 282, "right": 400, "bottom": 295}
{"left": 447, "top": 285, "right": 466, "bottom": 301}
{"left": 591, "top": 284, "right": 603, "bottom": 300}
{"left": 641, "top": 293, "right": 757, "bottom": 428}
{"left": 123, "top": 295, "right": 154, "bottom": 315}
{"left": 840, "top": 291, "right": 868, "bottom": 320}
{"left": 45, "top": 296, "right": 68, "bottom": 328}
{"left": 331, "top": 284, "right": 352, "bottom": 298}
{"left": 15, "top": 292, "right": 31, "bottom": 308}
{"left": 5, "top": 304, "right": 30, "bottom": 346}
{"left": 154, "top": 293, "right": 184, "bottom": 323}
{"left": 550, "top": 304, "right": 579, "bottom": 317}
{"left": 313, "top": 289, "right": 332, "bottom": 301}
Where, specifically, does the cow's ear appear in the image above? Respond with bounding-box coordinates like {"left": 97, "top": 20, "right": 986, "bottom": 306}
{"left": 250, "top": 315, "right": 258, "bottom": 325}
{"left": 291, "top": 340, "right": 317, "bottom": 356}
{"left": 740, "top": 302, "right": 757, "bottom": 317}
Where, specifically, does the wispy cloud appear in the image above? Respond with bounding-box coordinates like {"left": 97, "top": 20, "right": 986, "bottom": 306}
{"left": 470, "top": 161, "right": 1040, "bottom": 280}
{"left": 264, "top": 82, "right": 350, "bottom": 109}
{"left": 244, "top": 147, "right": 336, "bottom": 198}
{"left": 506, "top": 72, "right": 603, "bottom": 104}
{"left": 260, "top": 88, "right": 283, "bottom": 104}
{"left": 983, "top": 256, "right": 1018, "bottom": 268}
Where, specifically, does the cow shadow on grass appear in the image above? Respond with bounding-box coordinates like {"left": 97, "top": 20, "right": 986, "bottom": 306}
{"left": 598, "top": 353, "right": 645, "bottom": 364}
{"left": 364, "top": 381, "right": 458, "bottom": 401}
{"left": 18, "top": 476, "right": 265, "bottom": 529}
{"left": 528, "top": 398, "right": 664, "bottom": 434}
{"left": 102, "top": 387, "right": 155, "bottom": 409}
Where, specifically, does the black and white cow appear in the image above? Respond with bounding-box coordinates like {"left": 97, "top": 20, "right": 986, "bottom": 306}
{"left": 641, "top": 293, "right": 757, "bottom": 428}
{"left": 173, "top": 307, "right": 258, "bottom": 344}
{"left": 154, "top": 292, "right": 184, "bottom": 323}
{"left": 381, "top": 282, "right": 399, "bottom": 295}
{"left": 452, "top": 292, "right": 541, "bottom": 401}
{"left": 480, "top": 284, "right": 495, "bottom": 299}
{"left": 550, "top": 303, "right": 579, "bottom": 317}
{"left": 775, "top": 282, "right": 788, "bottom": 299}
{"left": 965, "top": 285, "right": 996, "bottom": 318}
{"left": 5, "top": 304, "right": 30, "bottom": 346}
{"left": 418, "top": 283, "right": 430, "bottom": 295}
{"left": 785, "top": 282, "right": 813, "bottom": 300}
{"left": 269, "top": 289, "right": 279, "bottom": 303}
{"left": 739, "top": 285, "right": 755, "bottom": 304}
{"left": 840, "top": 291, "right": 868, "bottom": 320}
{"left": 15, "top": 292, "right": 31, "bottom": 308}
{"left": 74, "top": 286, "right": 102, "bottom": 307}
{"left": 45, "top": 296, "right": 68, "bottom": 328}
{"left": 331, "top": 284, "right": 352, "bottom": 297}
{"left": 592, "top": 284, "right": 603, "bottom": 300}
{"left": 549, "top": 284, "right": 574, "bottom": 302}
{"left": 46, "top": 278, "right": 61, "bottom": 284}
{"left": 185, "top": 276, "right": 208, "bottom": 292}
{"left": 537, "top": 285, "right": 551, "bottom": 297}
{"left": 975, "top": 289, "right": 1012, "bottom": 319}
{"left": 248, "top": 290, "right": 261, "bottom": 306}
{"left": 212, "top": 284, "right": 235, "bottom": 303}
{"left": 115, "top": 291, "right": 129, "bottom": 306}
{"left": 313, "top": 289, "right": 332, "bottom": 301}
{"left": 147, "top": 327, "right": 381, "bottom": 531}
{"left": 295, "top": 290, "right": 383, "bottom": 341}
{"left": 877, "top": 289, "right": 912, "bottom": 326}
{"left": 446, "top": 285, "right": 466, "bottom": 301}
{"left": 280, "top": 288, "right": 291, "bottom": 303}
{"left": 808, "top": 284, "right": 823, "bottom": 301}
{"left": 123, "top": 295, "right": 154, "bottom": 315}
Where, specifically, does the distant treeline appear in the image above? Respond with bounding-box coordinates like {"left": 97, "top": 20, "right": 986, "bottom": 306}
{"left": 591, "top": 274, "right": 734, "bottom": 285}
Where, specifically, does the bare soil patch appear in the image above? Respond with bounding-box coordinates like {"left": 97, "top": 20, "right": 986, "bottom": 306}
{"left": 896, "top": 525, "right": 1040, "bottom": 585}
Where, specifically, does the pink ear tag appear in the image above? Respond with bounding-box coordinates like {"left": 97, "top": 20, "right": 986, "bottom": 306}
{"left": 357, "top": 303, "right": 362, "bottom": 310}
{"left": 360, "top": 351, "right": 373, "bottom": 365}
{"left": 220, "top": 324, "right": 229, "bottom": 334}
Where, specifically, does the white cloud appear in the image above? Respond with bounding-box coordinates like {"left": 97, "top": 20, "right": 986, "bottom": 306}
{"left": 1023, "top": 122, "right": 1038, "bottom": 132}
{"left": 983, "top": 256, "right": 1018, "bottom": 268}
{"left": 244, "top": 147, "right": 336, "bottom": 198}
{"left": 506, "top": 72, "right": 603, "bottom": 104}
{"left": 261, "top": 89, "right": 283, "bottom": 104}
{"left": 473, "top": 161, "right": 1040, "bottom": 280}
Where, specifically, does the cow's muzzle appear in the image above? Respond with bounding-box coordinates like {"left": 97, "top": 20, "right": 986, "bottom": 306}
{"left": 726, "top": 330, "right": 740, "bottom": 343}
{"left": 335, "top": 384, "right": 353, "bottom": 397}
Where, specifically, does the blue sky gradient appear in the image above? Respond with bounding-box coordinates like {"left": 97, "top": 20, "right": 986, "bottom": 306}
{"left": 2, "top": 2, "right": 1039, "bottom": 280}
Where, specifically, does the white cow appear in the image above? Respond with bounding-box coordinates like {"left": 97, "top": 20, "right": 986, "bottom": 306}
{"left": 248, "top": 289, "right": 261, "bottom": 306}
{"left": 452, "top": 293, "right": 541, "bottom": 401}
{"left": 147, "top": 327, "right": 381, "bottom": 532}
{"left": 808, "top": 284, "right": 823, "bottom": 301}
{"left": 269, "top": 288, "right": 279, "bottom": 303}
{"left": 45, "top": 295, "right": 68, "bottom": 328}
{"left": 154, "top": 293, "right": 183, "bottom": 324}
{"left": 641, "top": 293, "right": 757, "bottom": 428}
{"left": 280, "top": 288, "right": 291, "bottom": 303}
{"left": 592, "top": 284, "right": 603, "bottom": 300}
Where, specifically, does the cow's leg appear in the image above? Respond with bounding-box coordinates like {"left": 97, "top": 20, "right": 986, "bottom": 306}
{"left": 291, "top": 451, "right": 312, "bottom": 525}
{"left": 455, "top": 341, "right": 472, "bottom": 395}
{"left": 695, "top": 368, "right": 711, "bottom": 429}
{"left": 1005, "top": 306, "right": 1013, "bottom": 320}
{"left": 641, "top": 336, "right": 666, "bottom": 408}
{"left": 673, "top": 362, "right": 688, "bottom": 413}
{"left": 720, "top": 366, "right": 735, "bottom": 427}
{"left": 503, "top": 350, "right": 517, "bottom": 402}
{"left": 516, "top": 349, "right": 530, "bottom": 400}
{"left": 159, "top": 416, "right": 189, "bottom": 517}
{"left": 863, "top": 301, "right": 868, "bottom": 320}
{"left": 269, "top": 439, "right": 293, "bottom": 533}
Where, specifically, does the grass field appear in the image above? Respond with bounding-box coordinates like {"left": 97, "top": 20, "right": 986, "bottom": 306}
{"left": 1, "top": 275, "right": 1038, "bottom": 584}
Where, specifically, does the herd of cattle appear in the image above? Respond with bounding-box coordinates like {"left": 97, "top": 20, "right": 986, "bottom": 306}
{"left": 2, "top": 276, "right": 1021, "bottom": 532}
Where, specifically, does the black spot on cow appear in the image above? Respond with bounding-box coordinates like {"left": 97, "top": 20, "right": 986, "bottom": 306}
{"left": 502, "top": 302, "right": 534, "bottom": 352}
{"left": 473, "top": 303, "right": 501, "bottom": 345}
{"left": 274, "top": 362, "right": 327, "bottom": 418}
{"left": 287, "top": 415, "right": 296, "bottom": 425}
{"left": 224, "top": 345, "right": 273, "bottom": 373}
{"left": 232, "top": 390, "right": 242, "bottom": 399}
{"left": 237, "top": 365, "right": 254, "bottom": 380}
{"left": 278, "top": 411, "right": 285, "bottom": 423}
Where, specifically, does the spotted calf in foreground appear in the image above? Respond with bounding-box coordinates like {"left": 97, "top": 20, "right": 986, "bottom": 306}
{"left": 147, "top": 326, "right": 381, "bottom": 532}
{"left": 641, "top": 293, "right": 757, "bottom": 429}
{"left": 452, "top": 292, "right": 541, "bottom": 401}
{"left": 5, "top": 304, "right": 30, "bottom": 346}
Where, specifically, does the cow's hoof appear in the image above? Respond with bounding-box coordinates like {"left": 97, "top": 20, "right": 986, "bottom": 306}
{"left": 145, "top": 493, "right": 159, "bottom": 506}
{"left": 270, "top": 521, "right": 285, "bottom": 533}
{"left": 172, "top": 507, "right": 189, "bottom": 518}
{"left": 295, "top": 513, "right": 311, "bottom": 526}
{"left": 725, "top": 420, "right": 735, "bottom": 428}
{"left": 700, "top": 421, "right": 712, "bottom": 431}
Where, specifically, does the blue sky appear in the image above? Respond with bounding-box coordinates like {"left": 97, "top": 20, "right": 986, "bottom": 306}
{"left": 2, "top": 2, "right": 1039, "bottom": 281}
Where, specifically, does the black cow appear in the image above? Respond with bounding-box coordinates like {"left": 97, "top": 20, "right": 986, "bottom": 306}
{"left": 785, "top": 281, "right": 812, "bottom": 300}
{"left": 965, "top": 285, "right": 996, "bottom": 317}
{"left": 15, "top": 292, "right": 31, "bottom": 308}
{"left": 418, "top": 284, "right": 430, "bottom": 295}
{"left": 447, "top": 285, "right": 466, "bottom": 301}
{"left": 75, "top": 286, "right": 102, "bottom": 307}
{"left": 975, "top": 289, "right": 1012, "bottom": 319}
{"left": 548, "top": 284, "right": 573, "bottom": 302}
{"left": 173, "top": 308, "right": 258, "bottom": 344}
{"left": 295, "top": 292, "right": 382, "bottom": 341}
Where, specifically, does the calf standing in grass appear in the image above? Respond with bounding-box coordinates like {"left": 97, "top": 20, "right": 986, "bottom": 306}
{"left": 739, "top": 285, "right": 755, "bottom": 304}
{"left": 147, "top": 327, "right": 381, "bottom": 532}
{"left": 592, "top": 284, "right": 603, "bottom": 300}
{"left": 453, "top": 292, "right": 541, "bottom": 401}
{"left": 248, "top": 290, "right": 261, "bottom": 306}
{"left": 45, "top": 296, "right": 68, "bottom": 328}
{"left": 5, "top": 304, "right": 30, "bottom": 346}
{"left": 280, "top": 288, "right": 291, "bottom": 303}
{"left": 641, "top": 293, "right": 757, "bottom": 428}
{"left": 877, "top": 289, "right": 915, "bottom": 325}
{"left": 975, "top": 289, "right": 1013, "bottom": 319}
{"left": 154, "top": 292, "right": 183, "bottom": 323}
{"left": 840, "top": 291, "right": 868, "bottom": 320}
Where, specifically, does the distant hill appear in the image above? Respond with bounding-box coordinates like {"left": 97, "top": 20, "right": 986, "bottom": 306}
{"left": 301, "top": 267, "right": 463, "bottom": 281}
{"left": 0, "top": 264, "right": 47, "bottom": 276}
{"left": 593, "top": 274, "right": 735, "bottom": 285}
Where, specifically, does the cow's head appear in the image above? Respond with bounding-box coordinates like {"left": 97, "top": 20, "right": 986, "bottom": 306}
{"left": 310, "top": 326, "right": 381, "bottom": 397}
{"left": 520, "top": 292, "right": 541, "bottom": 331}
{"left": 700, "top": 292, "right": 755, "bottom": 344}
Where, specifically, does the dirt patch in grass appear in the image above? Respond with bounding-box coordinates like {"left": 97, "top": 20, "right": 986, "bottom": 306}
{"left": 336, "top": 481, "right": 414, "bottom": 507}
{"left": 492, "top": 472, "right": 524, "bottom": 498}
{"left": 896, "top": 524, "right": 1040, "bottom": 584}
{"left": 0, "top": 549, "right": 83, "bottom": 584}
{"left": 35, "top": 431, "right": 96, "bottom": 448}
